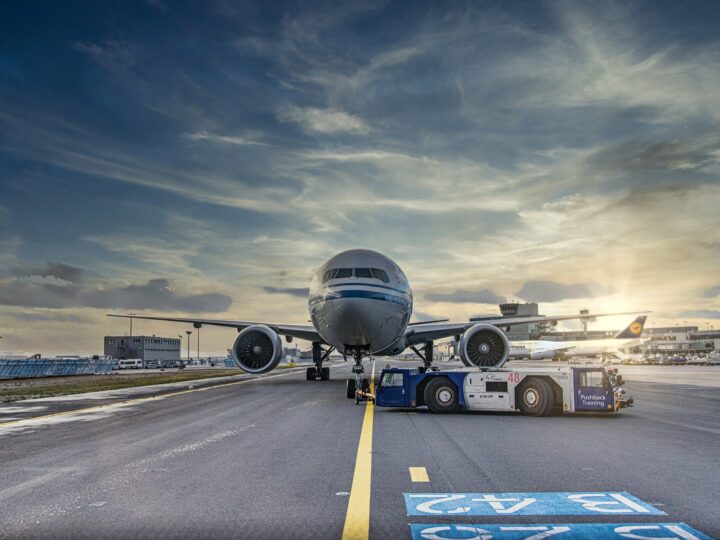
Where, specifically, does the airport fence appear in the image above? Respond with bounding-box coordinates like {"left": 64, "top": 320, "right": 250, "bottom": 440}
{"left": 0, "top": 358, "right": 116, "bottom": 379}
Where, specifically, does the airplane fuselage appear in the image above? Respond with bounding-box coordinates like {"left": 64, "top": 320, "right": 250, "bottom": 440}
{"left": 511, "top": 338, "right": 643, "bottom": 358}
{"left": 308, "top": 249, "right": 413, "bottom": 355}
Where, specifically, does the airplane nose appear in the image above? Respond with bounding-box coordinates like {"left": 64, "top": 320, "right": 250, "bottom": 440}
{"left": 336, "top": 297, "right": 375, "bottom": 347}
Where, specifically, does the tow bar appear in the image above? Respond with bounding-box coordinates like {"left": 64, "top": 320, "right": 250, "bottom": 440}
{"left": 355, "top": 389, "right": 375, "bottom": 404}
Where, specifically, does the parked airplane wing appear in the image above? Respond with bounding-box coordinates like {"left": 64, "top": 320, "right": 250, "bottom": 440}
{"left": 106, "top": 314, "right": 323, "bottom": 343}
{"left": 405, "top": 311, "right": 649, "bottom": 347}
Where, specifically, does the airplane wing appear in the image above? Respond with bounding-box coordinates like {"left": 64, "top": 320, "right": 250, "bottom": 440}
{"left": 106, "top": 314, "right": 323, "bottom": 343}
{"left": 405, "top": 311, "right": 649, "bottom": 347}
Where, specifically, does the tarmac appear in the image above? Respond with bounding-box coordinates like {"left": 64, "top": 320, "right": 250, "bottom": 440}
{"left": 0, "top": 361, "right": 718, "bottom": 539}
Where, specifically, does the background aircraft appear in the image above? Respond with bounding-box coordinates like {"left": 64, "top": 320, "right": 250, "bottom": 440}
{"left": 509, "top": 315, "right": 648, "bottom": 360}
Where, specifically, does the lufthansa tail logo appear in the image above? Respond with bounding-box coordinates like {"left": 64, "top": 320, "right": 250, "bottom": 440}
{"left": 629, "top": 322, "right": 643, "bottom": 335}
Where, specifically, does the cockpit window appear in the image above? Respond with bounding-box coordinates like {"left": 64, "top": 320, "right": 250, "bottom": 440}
{"left": 371, "top": 268, "right": 390, "bottom": 283}
{"left": 355, "top": 268, "right": 373, "bottom": 279}
{"left": 321, "top": 270, "right": 334, "bottom": 283}
{"left": 334, "top": 268, "right": 353, "bottom": 279}
{"left": 322, "top": 267, "right": 390, "bottom": 283}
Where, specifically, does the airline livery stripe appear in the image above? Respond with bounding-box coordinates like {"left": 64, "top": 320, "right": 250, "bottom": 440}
{"left": 310, "top": 289, "right": 412, "bottom": 307}
{"left": 329, "top": 282, "right": 410, "bottom": 295}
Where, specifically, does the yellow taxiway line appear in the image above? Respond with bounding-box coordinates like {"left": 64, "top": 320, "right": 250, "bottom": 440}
{"left": 342, "top": 361, "right": 376, "bottom": 540}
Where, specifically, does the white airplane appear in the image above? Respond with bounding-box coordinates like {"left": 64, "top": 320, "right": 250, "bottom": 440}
{"left": 109, "top": 249, "right": 645, "bottom": 397}
{"left": 509, "top": 315, "right": 648, "bottom": 360}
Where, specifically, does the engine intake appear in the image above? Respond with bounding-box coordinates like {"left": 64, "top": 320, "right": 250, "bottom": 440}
{"left": 459, "top": 323, "right": 509, "bottom": 368}
{"left": 232, "top": 325, "right": 283, "bottom": 373}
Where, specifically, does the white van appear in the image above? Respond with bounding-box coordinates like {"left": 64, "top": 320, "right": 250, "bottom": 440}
{"left": 118, "top": 359, "right": 143, "bottom": 370}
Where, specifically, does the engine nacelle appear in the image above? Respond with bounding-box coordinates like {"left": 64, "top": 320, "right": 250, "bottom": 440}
{"left": 232, "top": 325, "right": 284, "bottom": 373}
{"left": 458, "top": 323, "right": 509, "bottom": 368}
{"left": 530, "top": 350, "right": 556, "bottom": 360}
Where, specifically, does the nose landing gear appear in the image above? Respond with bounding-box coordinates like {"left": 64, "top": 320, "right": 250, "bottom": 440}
{"left": 345, "top": 348, "right": 373, "bottom": 402}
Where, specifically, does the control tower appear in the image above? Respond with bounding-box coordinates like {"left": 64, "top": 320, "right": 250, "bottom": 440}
{"left": 498, "top": 302, "right": 555, "bottom": 340}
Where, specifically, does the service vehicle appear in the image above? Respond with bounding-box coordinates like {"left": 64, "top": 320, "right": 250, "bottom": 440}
{"left": 374, "top": 365, "right": 633, "bottom": 416}
{"left": 118, "top": 358, "right": 143, "bottom": 370}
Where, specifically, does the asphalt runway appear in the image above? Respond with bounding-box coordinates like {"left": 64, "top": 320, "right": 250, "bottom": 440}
{"left": 0, "top": 362, "right": 718, "bottom": 539}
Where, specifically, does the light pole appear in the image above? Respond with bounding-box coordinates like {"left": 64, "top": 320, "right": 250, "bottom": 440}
{"left": 185, "top": 330, "right": 192, "bottom": 362}
{"left": 194, "top": 323, "right": 202, "bottom": 361}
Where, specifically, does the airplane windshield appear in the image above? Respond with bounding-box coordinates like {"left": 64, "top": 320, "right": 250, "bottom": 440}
{"left": 334, "top": 268, "right": 353, "bottom": 279}
{"left": 322, "top": 268, "right": 390, "bottom": 283}
{"left": 355, "top": 268, "right": 373, "bottom": 278}
{"left": 371, "top": 268, "right": 389, "bottom": 283}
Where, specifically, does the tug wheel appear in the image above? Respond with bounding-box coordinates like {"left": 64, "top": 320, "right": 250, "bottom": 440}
{"left": 424, "top": 377, "right": 459, "bottom": 414}
{"left": 518, "top": 378, "right": 553, "bottom": 416}
{"left": 346, "top": 378, "right": 356, "bottom": 399}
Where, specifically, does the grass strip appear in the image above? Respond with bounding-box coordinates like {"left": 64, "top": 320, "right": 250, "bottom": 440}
{"left": 0, "top": 369, "right": 244, "bottom": 402}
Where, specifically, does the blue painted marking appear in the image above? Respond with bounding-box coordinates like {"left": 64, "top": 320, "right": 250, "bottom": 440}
{"left": 409, "top": 523, "right": 711, "bottom": 539}
{"left": 404, "top": 492, "right": 665, "bottom": 516}
{"left": 309, "top": 289, "right": 412, "bottom": 307}
{"left": 329, "top": 281, "right": 410, "bottom": 295}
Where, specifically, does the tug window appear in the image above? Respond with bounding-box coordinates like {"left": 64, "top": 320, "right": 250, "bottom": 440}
{"left": 579, "top": 371, "right": 605, "bottom": 388}
{"left": 381, "top": 372, "right": 404, "bottom": 387}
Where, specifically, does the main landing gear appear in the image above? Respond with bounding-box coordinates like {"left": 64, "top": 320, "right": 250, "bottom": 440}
{"left": 306, "top": 342, "right": 334, "bottom": 381}
{"left": 410, "top": 340, "right": 438, "bottom": 373}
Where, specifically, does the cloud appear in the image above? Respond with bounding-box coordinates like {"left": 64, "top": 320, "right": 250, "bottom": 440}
{"left": 13, "top": 312, "right": 87, "bottom": 323}
{"left": 515, "top": 281, "right": 615, "bottom": 302}
{"left": 411, "top": 311, "right": 444, "bottom": 323}
{"left": 277, "top": 106, "right": 370, "bottom": 134}
{"left": 704, "top": 285, "right": 720, "bottom": 298}
{"left": 0, "top": 276, "right": 232, "bottom": 312}
{"left": 425, "top": 289, "right": 505, "bottom": 304}
{"left": 13, "top": 262, "right": 84, "bottom": 284}
{"left": 262, "top": 286, "right": 310, "bottom": 298}
{"left": 681, "top": 310, "right": 720, "bottom": 320}
{"left": 183, "top": 131, "right": 270, "bottom": 146}
{"left": 584, "top": 139, "right": 720, "bottom": 179}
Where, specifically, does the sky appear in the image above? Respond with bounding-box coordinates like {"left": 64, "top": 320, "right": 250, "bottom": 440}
{"left": 1, "top": 0, "right": 719, "bottom": 355}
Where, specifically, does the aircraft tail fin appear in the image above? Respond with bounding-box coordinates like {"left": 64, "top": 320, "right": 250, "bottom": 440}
{"left": 614, "top": 315, "right": 647, "bottom": 339}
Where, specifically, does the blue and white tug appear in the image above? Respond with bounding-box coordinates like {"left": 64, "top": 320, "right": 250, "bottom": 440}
{"left": 374, "top": 365, "right": 633, "bottom": 416}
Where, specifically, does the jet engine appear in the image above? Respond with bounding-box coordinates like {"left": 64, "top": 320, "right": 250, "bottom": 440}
{"left": 458, "top": 323, "right": 509, "bottom": 368}
{"left": 231, "top": 325, "right": 284, "bottom": 373}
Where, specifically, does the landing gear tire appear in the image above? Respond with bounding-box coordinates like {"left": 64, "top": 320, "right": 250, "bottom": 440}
{"left": 518, "top": 377, "right": 552, "bottom": 417}
{"left": 320, "top": 367, "right": 330, "bottom": 381}
{"left": 424, "top": 377, "right": 459, "bottom": 414}
{"left": 306, "top": 367, "right": 317, "bottom": 381}
{"left": 346, "top": 378, "right": 356, "bottom": 399}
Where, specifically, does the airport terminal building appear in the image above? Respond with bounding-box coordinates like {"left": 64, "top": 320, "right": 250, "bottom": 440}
{"left": 104, "top": 336, "right": 181, "bottom": 362}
